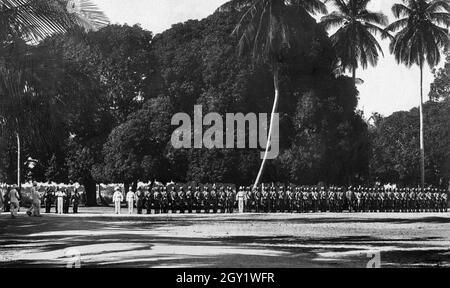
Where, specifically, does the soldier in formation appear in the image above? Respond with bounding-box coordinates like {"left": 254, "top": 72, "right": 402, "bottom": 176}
{"left": 117, "top": 184, "right": 448, "bottom": 214}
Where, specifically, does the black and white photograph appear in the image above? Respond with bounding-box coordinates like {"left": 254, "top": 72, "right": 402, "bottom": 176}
{"left": 0, "top": 0, "right": 449, "bottom": 272}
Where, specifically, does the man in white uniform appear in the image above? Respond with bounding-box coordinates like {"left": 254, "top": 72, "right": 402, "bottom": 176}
{"left": 126, "top": 190, "right": 136, "bottom": 214}
{"left": 113, "top": 187, "right": 123, "bottom": 214}
{"left": 55, "top": 188, "right": 64, "bottom": 215}
{"left": 236, "top": 186, "right": 246, "bottom": 213}
{"left": 9, "top": 186, "right": 20, "bottom": 218}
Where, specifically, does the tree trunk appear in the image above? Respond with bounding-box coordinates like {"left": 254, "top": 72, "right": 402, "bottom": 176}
{"left": 84, "top": 178, "right": 97, "bottom": 207}
{"left": 16, "top": 131, "right": 21, "bottom": 191}
{"left": 419, "top": 64, "right": 425, "bottom": 188}
{"left": 253, "top": 67, "right": 280, "bottom": 189}
{"left": 352, "top": 66, "right": 356, "bottom": 87}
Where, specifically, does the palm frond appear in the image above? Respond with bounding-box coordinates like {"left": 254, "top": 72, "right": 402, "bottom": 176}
{"left": 385, "top": 17, "right": 409, "bottom": 32}
{"left": 392, "top": 3, "right": 412, "bottom": 18}
{"left": 357, "top": 10, "right": 389, "bottom": 26}
{"left": 426, "top": 0, "right": 450, "bottom": 13}
{"left": 288, "top": 0, "right": 328, "bottom": 15}
{"left": 320, "top": 11, "right": 347, "bottom": 30}
{"left": 0, "top": 0, "right": 108, "bottom": 43}
{"left": 430, "top": 11, "right": 450, "bottom": 27}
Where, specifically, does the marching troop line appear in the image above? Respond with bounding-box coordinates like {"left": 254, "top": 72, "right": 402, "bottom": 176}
{"left": 112, "top": 185, "right": 449, "bottom": 215}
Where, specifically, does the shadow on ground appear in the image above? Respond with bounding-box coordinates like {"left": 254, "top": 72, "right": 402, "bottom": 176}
{"left": 0, "top": 212, "right": 449, "bottom": 268}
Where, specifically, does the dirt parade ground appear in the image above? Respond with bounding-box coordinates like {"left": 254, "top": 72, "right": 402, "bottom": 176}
{"left": 0, "top": 208, "right": 449, "bottom": 268}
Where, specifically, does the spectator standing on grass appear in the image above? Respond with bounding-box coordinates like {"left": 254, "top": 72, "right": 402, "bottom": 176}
{"left": 30, "top": 182, "right": 42, "bottom": 217}
{"left": 113, "top": 187, "right": 123, "bottom": 214}
{"left": 9, "top": 185, "right": 20, "bottom": 218}
{"left": 4, "top": 187, "right": 10, "bottom": 212}
{"left": 126, "top": 190, "right": 136, "bottom": 214}
{"left": 55, "top": 188, "right": 64, "bottom": 215}
{"left": 71, "top": 189, "right": 80, "bottom": 214}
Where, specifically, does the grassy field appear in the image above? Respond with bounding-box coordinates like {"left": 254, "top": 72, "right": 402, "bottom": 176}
{"left": 0, "top": 207, "right": 449, "bottom": 268}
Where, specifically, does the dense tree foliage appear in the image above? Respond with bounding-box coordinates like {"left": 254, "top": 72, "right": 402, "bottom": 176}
{"left": 369, "top": 98, "right": 450, "bottom": 188}
{"left": 9, "top": 1, "right": 448, "bottom": 200}
{"left": 430, "top": 51, "right": 450, "bottom": 102}
{"left": 145, "top": 5, "right": 368, "bottom": 185}
{"left": 96, "top": 97, "right": 173, "bottom": 187}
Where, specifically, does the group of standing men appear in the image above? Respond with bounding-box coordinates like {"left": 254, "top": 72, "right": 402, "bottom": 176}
{"left": 111, "top": 185, "right": 240, "bottom": 214}
{"left": 42, "top": 187, "right": 81, "bottom": 214}
{"left": 0, "top": 183, "right": 81, "bottom": 218}
{"left": 109, "top": 184, "right": 449, "bottom": 215}
{"left": 0, "top": 182, "right": 41, "bottom": 218}
{"left": 0, "top": 185, "right": 21, "bottom": 218}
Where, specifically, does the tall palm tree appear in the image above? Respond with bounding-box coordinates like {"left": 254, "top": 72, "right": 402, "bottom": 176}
{"left": 321, "top": 0, "right": 388, "bottom": 85}
{"left": 0, "top": 0, "right": 108, "bottom": 187}
{"left": 221, "top": 0, "right": 327, "bottom": 189}
{"left": 385, "top": 0, "right": 450, "bottom": 188}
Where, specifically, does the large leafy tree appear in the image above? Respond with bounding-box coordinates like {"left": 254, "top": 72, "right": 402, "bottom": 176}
{"left": 430, "top": 50, "right": 450, "bottom": 101}
{"left": 222, "top": 0, "right": 329, "bottom": 189}
{"left": 151, "top": 3, "right": 365, "bottom": 186}
{"left": 97, "top": 97, "right": 173, "bottom": 190}
{"left": 30, "top": 24, "right": 152, "bottom": 205}
{"left": 385, "top": 0, "right": 450, "bottom": 188}
{"left": 321, "top": 0, "right": 388, "bottom": 85}
{"left": 0, "top": 0, "right": 108, "bottom": 187}
{"left": 370, "top": 98, "right": 450, "bottom": 187}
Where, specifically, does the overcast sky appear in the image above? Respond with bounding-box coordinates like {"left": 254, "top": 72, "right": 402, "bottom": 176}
{"left": 94, "top": 0, "right": 442, "bottom": 117}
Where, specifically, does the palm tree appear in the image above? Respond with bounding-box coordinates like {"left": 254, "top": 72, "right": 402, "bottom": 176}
{"left": 220, "top": 0, "right": 327, "bottom": 189}
{"left": 321, "top": 0, "right": 388, "bottom": 85}
{"left": 0, "top": 0, "right": 108, "bottom": 187}
{"left": 385, "top": 0, "right": 450, "bottom": 188}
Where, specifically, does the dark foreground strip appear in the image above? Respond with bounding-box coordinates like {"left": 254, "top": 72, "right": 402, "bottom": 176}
{"left": 2, "top": 268, "right": 446, "bottom": 287}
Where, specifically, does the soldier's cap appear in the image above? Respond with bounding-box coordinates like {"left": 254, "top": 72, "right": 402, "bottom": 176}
{"left": 114, "top": 187, "right": 121, "bottom": 192}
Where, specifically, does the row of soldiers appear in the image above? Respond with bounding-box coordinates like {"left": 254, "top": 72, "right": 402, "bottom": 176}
{"left": 132, "top": 185, "right": 237, "bottom": 214}
{"left": 41, "top": 188, "right": 81, "bottom": 214}
{"left": 129, "top": 185, "right": 448, "bottom": 214}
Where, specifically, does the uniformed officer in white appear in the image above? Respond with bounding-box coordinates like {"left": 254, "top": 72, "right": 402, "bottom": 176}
{"left": 113, "top": 187, "right": 124, "bottom": 214}
{"left": 236, "top": 186, "right": 246, "bottom": 213}
{"left": 55, "top": 188, "right": 64, "bottom": 215}
{"left": 126, "top": 190, "right": 136, "bottom": 214}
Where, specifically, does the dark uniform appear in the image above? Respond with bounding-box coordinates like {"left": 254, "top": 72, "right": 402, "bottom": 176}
{"left": 210, "top": 187, "right": 218, "bottom": 213}
{"left": 43, "top": 188, "right": 54, "bottom": 213}
{"left": 136, "top": 188, "right": 145, "bottom": 214}
{"left": 186, "top": 187, "right": 193, "bottom": 213}
{"left": 153, "top": 188, "right": 162, "bottom": 214}
{"left": 169, "top": 188, "right": 179, "bottom": 213}
{"left": 194, "top": 187, "right": 203, "bottom": 213}
{"left": 71, "top": 190, "right": 81, "bottom": 213}
{"left": 63, "top": 189, "right": 71, "bottom": 214}
{"left": 145, "top": 189, "right": 152, "bottom": 214}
